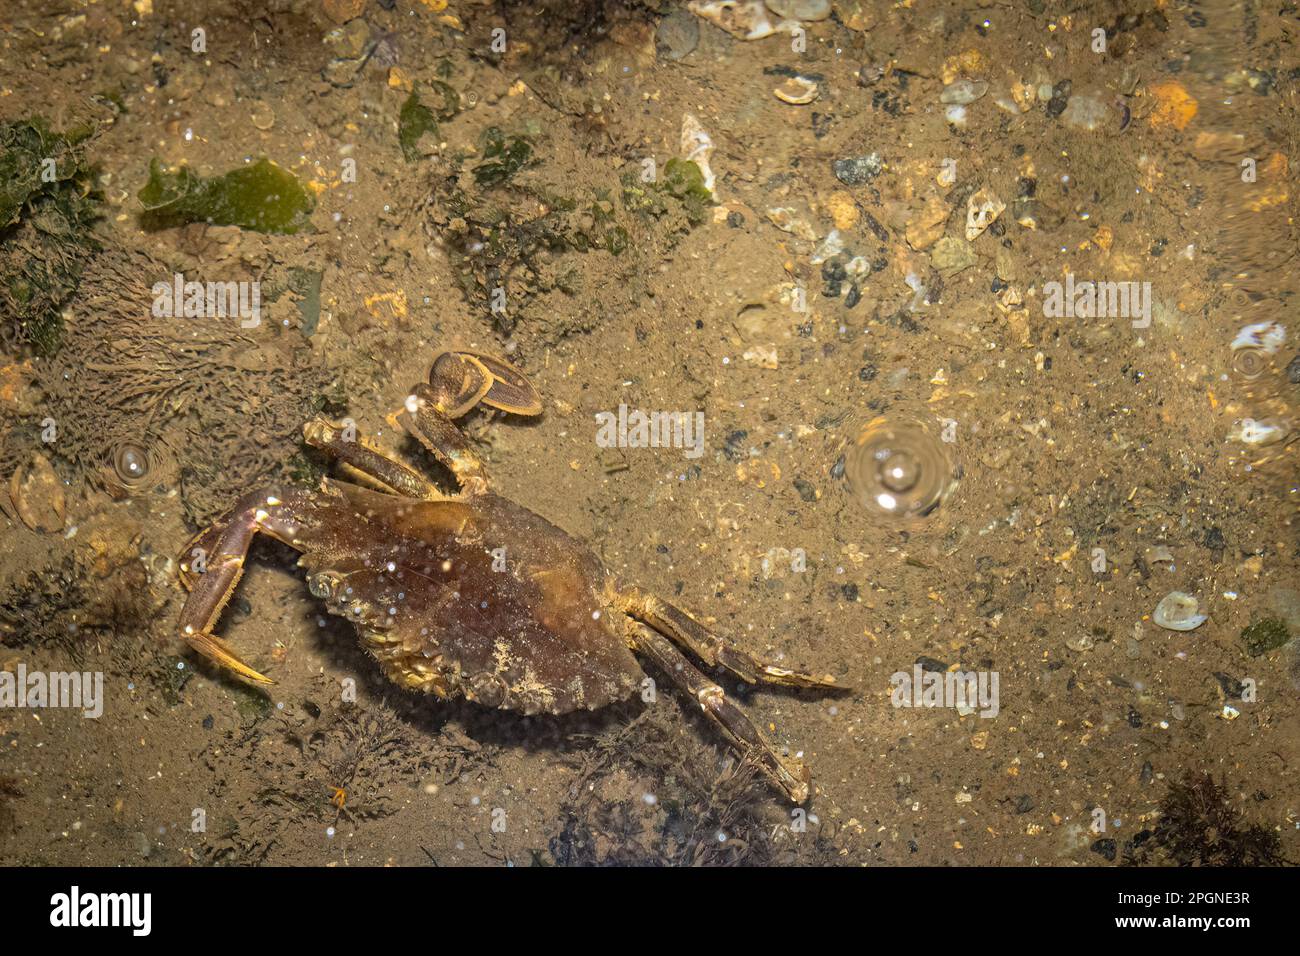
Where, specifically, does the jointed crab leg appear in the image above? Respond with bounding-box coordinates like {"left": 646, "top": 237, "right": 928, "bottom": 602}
{"left": 390, "top": 383, "right": 492, "bottom": 495}
{"left": 626, "top": 619, "right": 812, "bottom": 803}
{"left": 303, "top": 417, "right": 442, "bottom": 499}
{"left": 619, "top": 587, "right": 840, "bottom": 690}
{"left": 178, "top": 487, "right": 319, "bottom": 684}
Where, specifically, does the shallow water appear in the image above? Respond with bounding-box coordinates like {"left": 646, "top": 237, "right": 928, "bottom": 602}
{"left": 0, "top": 0, "right": 1296, "bottom": 867}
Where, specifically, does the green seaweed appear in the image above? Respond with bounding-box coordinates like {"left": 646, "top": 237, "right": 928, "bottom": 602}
{"left": 399, "top": 91, "right": 438, "bottom": 161}
{"left": 473, "top": 127, "right": 532, "bottom": 187}
{"left": 138, "top": 157, "right": 314, "bottom": 234}
{"left": 1242, "top": 616, "right": 1290, "bottom": 656}
{"left": 0, "top": 117, "right": 101, "bottom": 355}
{"left": 621, "top": 158, "right": 711, "bottom": 226}
{"left": 399, "top": 82, "right": 459, "bottom": 161}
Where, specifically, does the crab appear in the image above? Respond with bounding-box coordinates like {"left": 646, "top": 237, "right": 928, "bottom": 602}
{"left": 178, "top": 348, "right": 840, "bottom": 802}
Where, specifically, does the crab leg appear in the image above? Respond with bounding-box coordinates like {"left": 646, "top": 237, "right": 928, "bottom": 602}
{"left": 177, "top": 486, "right": 320, "bottom": 684}
{"left": 390, "top": 383, "right": 491, "bottom": 495}
{"left": 618, "top": 587, "right": 840, "bottom": 690}
{"left": 626, "top": 619, "right": 812, "bottom": 803}
{"left": 303, "top": 417, "right": 443, "bottom": 499}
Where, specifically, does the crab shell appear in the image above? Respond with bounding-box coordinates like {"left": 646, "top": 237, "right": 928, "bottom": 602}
{"left": 280, "top": 480, "right": 642, "bottom": 715}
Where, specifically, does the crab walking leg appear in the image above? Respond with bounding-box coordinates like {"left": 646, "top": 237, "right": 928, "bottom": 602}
{"left": 627, "top": 619, "right": 812, "bottom": 803}
{"left": 618, "top": 587, "right": 840, "bottom": 690}
{"left": 389, "top": 382, "right": 490, "bottom": 495}
{"left": 177, "top": 487, "right": 315, "bottom": 684}
{"left": 303, "top": 417, "right": 443, "bottom": 499}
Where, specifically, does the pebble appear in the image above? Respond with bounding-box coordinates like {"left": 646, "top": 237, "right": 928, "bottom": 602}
{"left": 655, "top": 7, "right": 699, "bottom": 61}
{"left": 833, "top": 153, "right": 882, "bottom": 186}
{"left": 930, "top": 236, "right": 976, "bottom": 277}
{"left": 1060, "top": 93, "right": 1110, "bottom": 131}
{"left": 324, "top": 18, "right": 371, "bottom": 59}
{"left": 322, "top": 0, "right": 366, "bottom": 24}
{"left": 940, "top": 79, "right": 988, "bottom": 104}
{"left": 765, "top": 0, "right": 830, "bottom": 19}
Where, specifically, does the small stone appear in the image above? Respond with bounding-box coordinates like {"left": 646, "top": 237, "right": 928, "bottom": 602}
{"left": 1090, "top": 838, "right": 1117, "bottom": 862}
{"left": 1045, "top": 80, "right": 1072, "bottom": 118}
{"left": 940, "top": 79, "right": 988, "bottom": 104}
{"left": 765, "top": 0, "right": 831, "bottom": 20}
{"left": 324, "top": 18, "right": 371, "bottom": 59}
{"left": 1242, "top": 617, "right": 1290, "bottom": 656}
{"left": 930, "top": 236, "right": 976, "bottom": 277}
{"left": 323, "top": 0, "right": 366, "bottom": 25}
{"left": 1060, "top": 93, "right": 1110, "bottom": 131}
{"left": 1066, "top": 634, "right": 1095, "bottom": 652}
{"left": 793, "top": 478, "right": 817, "bottom": 502}
{"left": 833, "top": 153, "right": 882, "bottom": 186}
{"left": 824, "top": 190, "right": 859, "bottom": 230}
{"left": 833, "top": 0, "right": 876, "bottom": 31}
{"left": 905, "top": 193, "right": 949, "bottom": 250}
{"left": 323, "top": 58, "right": 364, "bottom": 86}
{"left": 655, "top": 7, "right": 699, "bottom": 61}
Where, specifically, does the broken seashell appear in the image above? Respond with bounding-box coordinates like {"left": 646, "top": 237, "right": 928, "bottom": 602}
{"left": 774, "top": 75, "right": 819, "bottom": 105}
{"left": 688, "top": 0, "right": 794, "bottom": 40}
{"left": 1153, "top": 591, "right": 1207, "bottom": 631}
{"left": 1230, "top": 320, "right": 1286, "bottom": 355}
{"left": 681, "top": 113, "right": 716, "bottom": 194}
{"left": 9, "top": 450, "right": 65, "bottom": 534}
{"left": 964, "top": 187, "right": 1005, "bottom": 240}
{"left": 1228, "top": 417, "right": 1289, "bottom": 446}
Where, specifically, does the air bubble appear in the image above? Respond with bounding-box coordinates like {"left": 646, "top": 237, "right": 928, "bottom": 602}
{"left": 843, "top": 418, "right": 958, "bottom": 519}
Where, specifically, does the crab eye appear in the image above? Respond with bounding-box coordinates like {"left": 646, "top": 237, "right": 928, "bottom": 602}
{"left": 308, "top": 572, "right": 341, "bottom": 599}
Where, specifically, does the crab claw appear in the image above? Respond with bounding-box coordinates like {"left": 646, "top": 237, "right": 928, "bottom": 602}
{"left": 428, "top": 350, "right": 543, "bottom": 418}
{"left": 183, "top": 628, "right": 274, "bottom": 685}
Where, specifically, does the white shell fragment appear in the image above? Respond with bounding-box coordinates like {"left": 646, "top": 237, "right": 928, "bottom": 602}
{"left": 680, "top": 114, "right": 716, "bottom": 194}
{"left": 1230, "top": 320, "right": 1286, "bottom": 354}
{"left": 964, "top": 187, "right": 1005, "bottom": 240}
{"left": 1228, "top": 417, "right": 1289, "bottom": 446}
{"left": 774, "top": 75, "right": 819, "bottom": 105}
{"left": 1153, "top": 591, "right": 1207, "bottom": 631}
{"left": 688, "top": 1, "right": 796, "bottom": 40}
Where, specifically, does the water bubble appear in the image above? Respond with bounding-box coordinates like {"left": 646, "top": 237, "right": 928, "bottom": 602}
{"left": 843, "top": 418, "right": 957, "bottom": 518}
{"left": 1231, "top": 346, "right": 1268, "bottom": 380}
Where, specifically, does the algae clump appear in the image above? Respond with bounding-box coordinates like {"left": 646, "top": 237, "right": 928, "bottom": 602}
{"left": 139, "top": 157, "right": 314, "bottom": 234}
{"left": 621, "top": 158, "right": 711, "bottom": 226}
{"left": 1242, "top": 616, "right": 1290, "bottom": 656}
{"left": 473, "top": 127, "right": 533, "bottom": 187}
{"left": 0, "top": 117, "right": 102, "bottom": 355}
{"left": 398, "top": 83, "right": 458, "bottom": 161}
